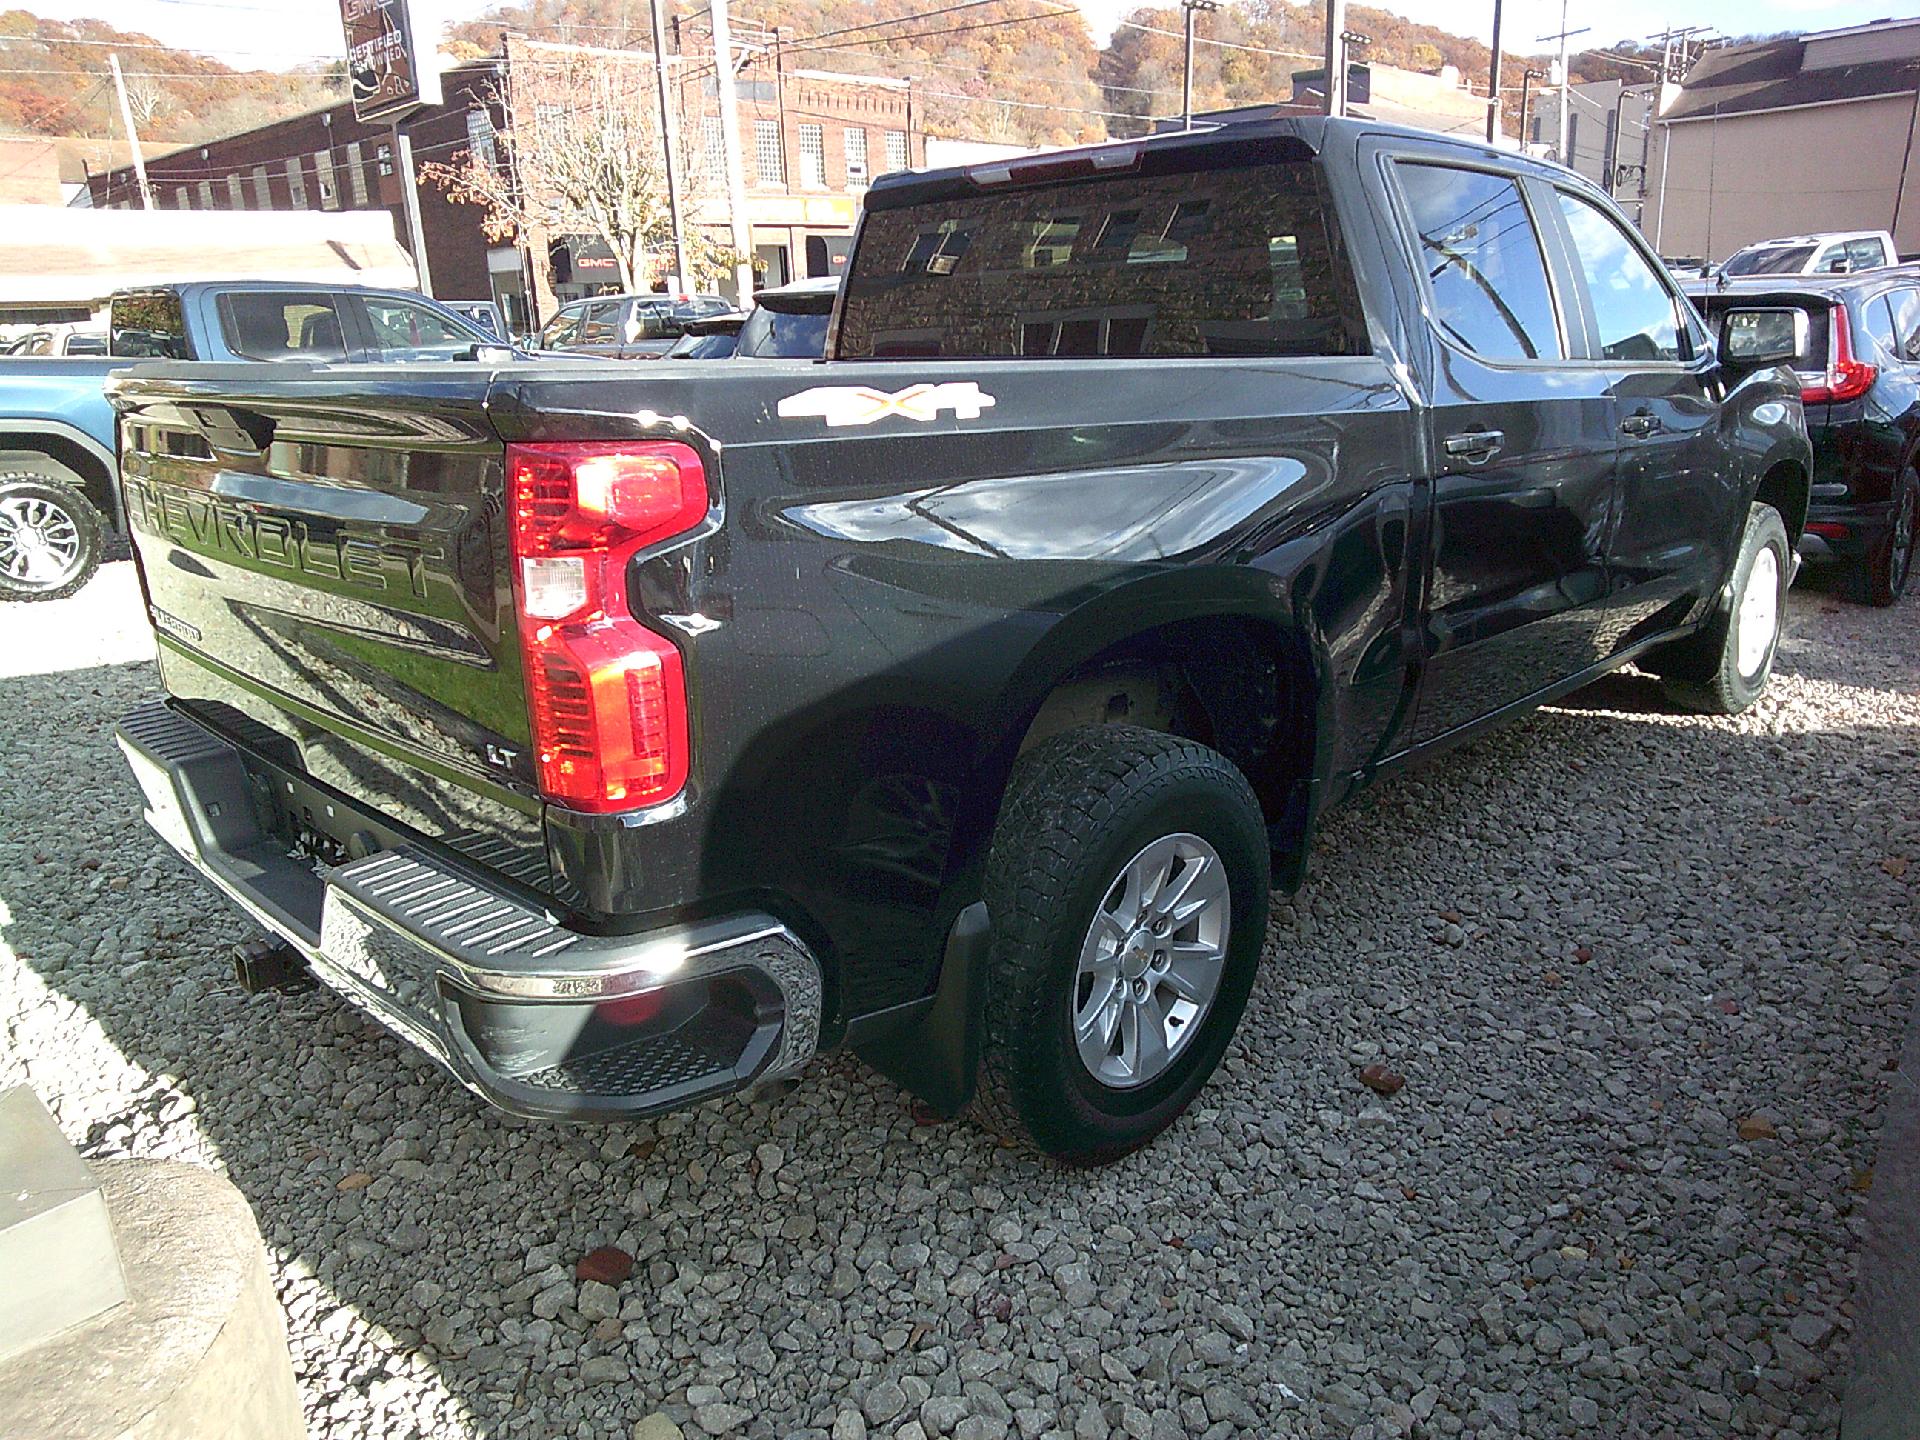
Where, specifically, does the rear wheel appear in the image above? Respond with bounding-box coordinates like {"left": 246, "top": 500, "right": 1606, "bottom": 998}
{"left": 0, "top": 474, "right": 101, "bottom": 602}
{"left": 972, "top": 725, "right": 1269, "bottom": 1164}
{"left": 1656, "top": 502, "right": 1790, "bottom": 715}
{"left": 1861, "top": 469, "right": 1920, "bottom": 607}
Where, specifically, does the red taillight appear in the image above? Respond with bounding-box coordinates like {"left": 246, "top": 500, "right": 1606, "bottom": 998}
{"left": 1807, "top": 521, "right": 1850, "bottom": 539}
{"left": 1802, "top": 305, "right": 1877, "bottom": 404}
{"left": 507, "top": 440, "right": 707, "bottom": 812}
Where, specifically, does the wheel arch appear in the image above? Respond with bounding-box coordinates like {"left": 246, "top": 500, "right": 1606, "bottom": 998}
{"left": 0, "top": 421, "right": 120, "bottom": 531}
{"left": 1752, "top": 452, "right": 1810, "bottom": 544}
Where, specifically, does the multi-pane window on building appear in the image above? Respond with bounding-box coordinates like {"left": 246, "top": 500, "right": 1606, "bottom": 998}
{"left": 313, "top": 151, "right": 338, "bottom": 210}
{"left": 755, "top": 118, "right": 784, "bottom": 186}
{"left": 700, "top": 115, "right": 723, "bottom": 179}
{"left": 225, "top": 173, "right": 244, "bottom": 208}
{"left": 884, "top": 129, "right": 909, "bottom": 174}
{"left": 466, "top": 107, "right": 498, "bottom": 170}
{"left": 198, "top": 179, "right": 214, "bottom": 208}
{"left": 286, "top": 157, "right": 307, "bottom": 208}
{"left": 251, "top": 165, "right": 272, "bottom": 208}
{"left": 799, "top": 123, "right": 825, "bottom": 189}
{"left": 344, "top": 142, "right": 368, "bottom": 205}
{"left": 845, "top": 127, "right": 869, "bottom": 188}
{"left": 174, "top": 187, "right": 191, "bottom": 209}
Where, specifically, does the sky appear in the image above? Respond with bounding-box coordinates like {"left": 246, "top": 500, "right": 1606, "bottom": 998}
{"left": 15, "top": 0, "right": 1914, "bottom": 69}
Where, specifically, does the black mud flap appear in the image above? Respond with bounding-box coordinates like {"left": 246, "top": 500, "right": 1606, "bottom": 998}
{"left": 853, "top": 901, "right": 992, "bottom": 1119}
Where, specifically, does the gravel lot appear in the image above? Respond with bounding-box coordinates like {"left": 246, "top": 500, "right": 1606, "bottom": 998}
{"left": 2, "top": 560, "right": 1915, "bottom": 1440}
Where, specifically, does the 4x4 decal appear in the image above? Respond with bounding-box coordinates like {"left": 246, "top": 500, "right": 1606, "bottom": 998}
{"left": 776, "top": 382, "right": 997, "bottom": 427}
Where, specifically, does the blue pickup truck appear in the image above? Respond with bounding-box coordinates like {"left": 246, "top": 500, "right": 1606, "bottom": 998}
{"left": 0, "top": 281, "right": 507, "bottom": 602}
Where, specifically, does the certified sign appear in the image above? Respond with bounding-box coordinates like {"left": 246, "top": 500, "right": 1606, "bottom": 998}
{"left": 340, "top": 0, "right": 441, "bottom": 123}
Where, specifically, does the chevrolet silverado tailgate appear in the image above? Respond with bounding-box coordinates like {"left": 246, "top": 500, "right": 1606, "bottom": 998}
{"left": 110, "top": 365, "right": 546, "bottom": 884}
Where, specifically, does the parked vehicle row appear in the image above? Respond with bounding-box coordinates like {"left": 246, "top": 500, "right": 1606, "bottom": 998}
{"left": 109, "top": 116, "right": 1811, "bottom": 1164}
{"left": 1691, "top": 268, "right": 1920, "bottom": 604}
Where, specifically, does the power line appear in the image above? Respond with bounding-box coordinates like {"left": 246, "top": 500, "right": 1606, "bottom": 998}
{"left": 1114, "top": 18, "right": 1318, "bottom": 62}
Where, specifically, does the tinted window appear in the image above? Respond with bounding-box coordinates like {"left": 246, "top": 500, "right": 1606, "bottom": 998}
{"left": 1723, "top": 245, "right": 1816, "bottom": 277}
{"left": 63, "top": 333, "right": 107, "bottom": 355}
{"left": 667, "top": 330, "right": 740, "bottom": 359}
{"left": 1860, "top": 295, "right": 1899, "bottom": 361}
{"left": 1849, "top": 237, "right": 1890, "bottom": 271}
{"left": 1556, "top": 191, "right": 1682, "bottom": 362}
{"left": 577, "top": 300, "right": 622, "bottom": 345}
{"left": 738, "top": 306, "right": 831, "bottom": 358}
{"left": 361, "top": 297, "right": 477, "bottom": 360}
{"left": 836, "top": 158, "right": 1367, "bottom": 359}
{"left": 1397, "top": 163, "right": 1561, "bottom": 360}
{"left": 1889, "top": 288, "right": 1920, "bottom": 360}
{"left": 111, "top": 291, "right": 191, "bottom": 359}
{"left": 217, "top": 291, "right": 348, "bottom": 361}
{"left": 540, "top": 306, "right": 583, "bottom": 348}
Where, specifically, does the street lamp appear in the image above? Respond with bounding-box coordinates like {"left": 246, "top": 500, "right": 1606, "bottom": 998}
{"left": 1181, "top": 0, "right": 1219, "bottom": 130}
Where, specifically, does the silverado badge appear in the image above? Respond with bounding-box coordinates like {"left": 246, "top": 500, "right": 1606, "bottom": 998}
{"left": 776, "top": 382, "right": 997, "bottom": 428}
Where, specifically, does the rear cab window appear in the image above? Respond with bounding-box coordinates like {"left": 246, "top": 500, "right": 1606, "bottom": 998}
{"left": 835, "top": 143, "right": 1370, "bottom": 360}
{"left": 111, "top": 291, "right": 192, "bottom": 359}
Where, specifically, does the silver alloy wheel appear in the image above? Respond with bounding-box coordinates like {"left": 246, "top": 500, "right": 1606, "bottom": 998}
{"left": 1070, "top": 832, "right": 1230, "bottom": 1090}
{"left": 0, "top": 492, "right": 83, "bottom": 591}
{"left": 1735, "top": 544, "right": 1780, "bottom": 680}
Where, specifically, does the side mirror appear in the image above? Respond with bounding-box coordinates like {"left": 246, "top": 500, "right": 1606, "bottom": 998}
{"left": 467, "top": 343, "right": 516, "bottom": 363}
{"left": 1720, "top": 307, "right": 1807, "bottom": 367}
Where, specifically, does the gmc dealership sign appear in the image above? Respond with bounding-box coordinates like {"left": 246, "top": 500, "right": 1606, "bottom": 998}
{"left": 340, "top": 0, "right": 442, "bottom": 123}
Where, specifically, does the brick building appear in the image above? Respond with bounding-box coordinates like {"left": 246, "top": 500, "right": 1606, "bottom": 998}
{"left": 90, "top": 37, "right": 924, "bottom": 329}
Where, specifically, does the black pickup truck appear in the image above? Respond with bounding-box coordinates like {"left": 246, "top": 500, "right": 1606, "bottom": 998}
{"left": 110, "top": 118, "right": 1810, "bottom": 1164}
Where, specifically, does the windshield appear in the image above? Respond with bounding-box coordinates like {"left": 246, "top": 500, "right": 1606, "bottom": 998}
{"left": 738, "top": 306, "right": 831, "bottom": 358}
{"left": 1723, "top": 245, "right": 1817, "bottom": 277}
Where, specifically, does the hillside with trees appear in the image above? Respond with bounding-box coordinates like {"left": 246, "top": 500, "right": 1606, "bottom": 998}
{"left": 0, "top": 9, "right": 343, "bottom": 148}
{"left": 0, "top": 1, "right": 1774, "bottom": 153}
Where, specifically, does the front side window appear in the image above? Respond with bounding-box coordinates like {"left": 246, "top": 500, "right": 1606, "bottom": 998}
{"left": 1396, "top": 162, "right": 1561, "bottom": 361}
{"left": 1555, "top": 190, "right": 1682, "bottom": 362}
{"left": 576, "top": 300, "right": 623, "bottom": 345}
{"left": 361, "top": 297, "right": 476, "bottom": 360}
{"left": 541, "top": 305, "right": 583, "bottom": 348}
{"left": 837, "top": 156, "right": 1366, "bottom": 359}
{"left": 218, "top": 292, "right": 348, "bottom": 361}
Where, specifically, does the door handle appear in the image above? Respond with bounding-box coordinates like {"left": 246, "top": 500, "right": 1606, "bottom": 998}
{"left": 1443, "top": 429, "right": 1505, "bottom": 464}
{"left": 1621, "top": 412, "right": 1663, "bottom": 438}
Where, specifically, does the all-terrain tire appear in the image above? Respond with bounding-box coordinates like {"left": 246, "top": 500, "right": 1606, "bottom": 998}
{"left": 0, "top": 474, "right": 102, "bottom": 602}
{"left": 1656, "top": 502, "right": 1791, "bottom": 715}
{"left": 972, "top": 725, "right": 1269, "bottom": 1164}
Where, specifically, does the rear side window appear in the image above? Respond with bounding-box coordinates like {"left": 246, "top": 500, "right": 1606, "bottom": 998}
{"left": 835, "top": 158, "right": 1368, "bottom": 359}
{"left": 1848, "top": 237, "right": 1889, "bottom": 272}
{"left": 739, "top": 306, "right": 831, "bottom": 358}
{"left": 217, "top": 292, "right": 348, "bottom": 361}
{"left": 1889, "top": 288, "right": 1920, "bottom": 360}
{"left": 1860, "top": 295, "right": 1899, "bottom": 360}
{"left": 111, "top": 291, "right": 190, "bottom": 359}
{"left": 1396, "top": 162, "right": 1561, "bottom": 361}
{"left": 1555, "top": 190, "right": 1683, "bottom": 362}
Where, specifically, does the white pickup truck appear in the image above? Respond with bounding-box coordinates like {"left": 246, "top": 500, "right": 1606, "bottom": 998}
{"left": 1719, "top": 230, "right": 1899, "bottom": 278}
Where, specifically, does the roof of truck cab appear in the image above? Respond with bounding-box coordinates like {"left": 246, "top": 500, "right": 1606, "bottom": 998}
{"left": 861, "top": 115, "right": 1591, "bottom": 211}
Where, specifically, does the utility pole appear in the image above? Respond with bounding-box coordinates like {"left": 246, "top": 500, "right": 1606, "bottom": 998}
{"left": 1322, "top": 0, "right": 1347, "bottom": 117}
{"left": 1181, "top": 0, "right": 1218, "bottom": 129}
{"left": 649, "top": 0, "right": 690, "bottom": 293}
{"left": 392, "top": 122, "right": 434, "bottom": 295}
{"left": 709, "top": 0, "right": 756, "bottom": 303}
{"left": 1486, "top": 0, "right": 1504, "bottom": 143}
{"left": 107, "top": 53, "right": 154, "bottom": 209}
{"left": 1535, "top": 6, "right": 1589, "bottom": 166}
